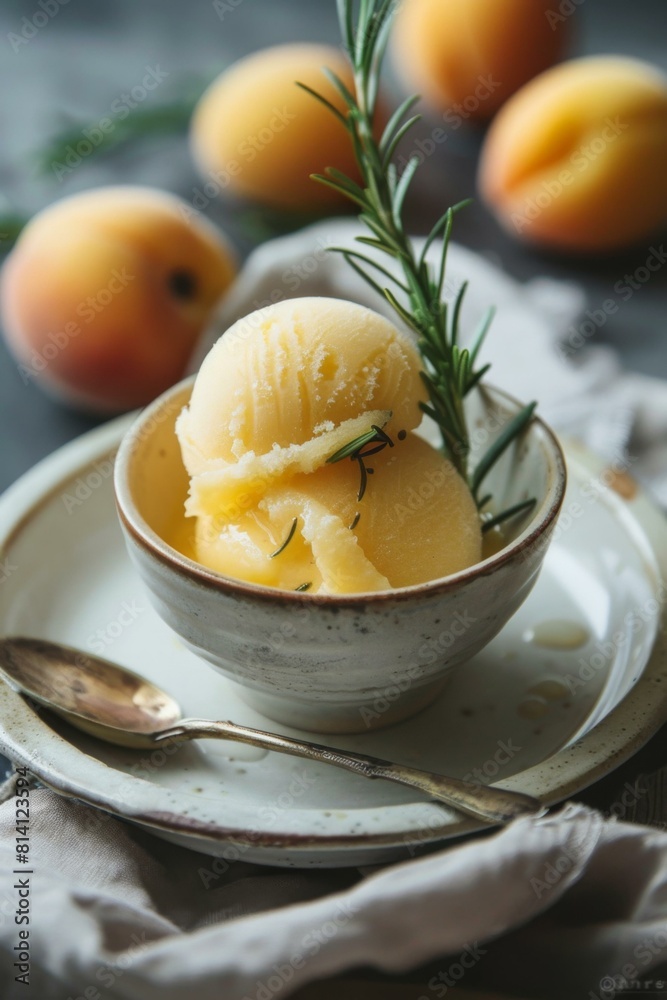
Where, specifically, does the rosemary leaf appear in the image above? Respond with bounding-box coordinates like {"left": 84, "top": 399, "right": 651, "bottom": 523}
{"left": 322, "top": 67, "right": 359, "bottom": 113}
{"left": 341, "top": 251, "right": 389, "bottom": 301}
{"left": 392, "top": 155, "right": 420, "bottom": 226}
{"left": 325, "top": 166, "right": 367, "bottom": 200}
{"left": 436, "top": 209, "right": 454, "bottom": 301}
{"left": 469, "top": 306, "right": 495, "bottom": 365}
{"left": 382, "top": 114, "right": 422, "bottom": 170}
{"left": 482, "top": 498, "right": 537, "bottom": 534}
{"left": 419, "top": 210, "right": 453, "bottom": 274}
{"left": 337, "top": 0, "right": 355, "bottom": 52}
{"left": 356, "top": 456, "right": 369, "bottom": 501}
{"left": 383, "top": 287, "right": 419, "bottom": 332}
{"left": 309, "top": 173, "right": 366, "bottom": 207}
{"left": 328, "top": 246, "right": 409, "bottom": 291}
{"left": 379, "top": 94, "right": 421, "bottom": 157}
{"left": 327, "top": 427, "right": 383, "bottom": 463}
{"left": 472, "top": 403, "right": 538, "bottom": 499}
{"left": 450, "top": 281, "right": 468, "bottom": 348}
{"left": 296, "top": 84, "right": 349, "bottom": 128}
{"left": 465, "top": 362, "right": 492, "bottom": 395}
{"left": 269, "top": 518, "right": 299, "bottom": 559}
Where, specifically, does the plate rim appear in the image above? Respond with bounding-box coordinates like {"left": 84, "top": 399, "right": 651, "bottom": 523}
{"left": 0, "top": 419, "right": 665, "bottom": 859}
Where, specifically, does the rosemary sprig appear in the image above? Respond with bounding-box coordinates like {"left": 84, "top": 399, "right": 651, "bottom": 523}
{"left": 36, "top": 99, "right": 198, "bottom": 175}
{"left": 300, "top": 0, "right": 537, "bottom": 523}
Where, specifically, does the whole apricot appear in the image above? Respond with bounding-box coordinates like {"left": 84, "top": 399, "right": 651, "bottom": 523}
{"left": 392, "top": 0, "right": 569, "bottom": 121}
{"left": 479, "top": 57, "right": 667, "bottom": 252}
{"left": 190, "top": 44, "right": 367, "bottom": 211}
{"left": 1, "top": 186, "right": 237, "bottom": 412}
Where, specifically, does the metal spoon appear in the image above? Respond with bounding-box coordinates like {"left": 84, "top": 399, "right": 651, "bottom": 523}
{"left": 0, "top": 637, "right": 545, "bottom": 825}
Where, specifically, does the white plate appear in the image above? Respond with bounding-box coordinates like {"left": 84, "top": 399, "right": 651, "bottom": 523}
{"left": 0, "top": 418, "right": 665, "bottom": 867}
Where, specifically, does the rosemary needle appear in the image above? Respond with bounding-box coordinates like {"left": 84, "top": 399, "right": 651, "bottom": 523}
{"left": 356, "top": 456, "right": 369, "bottom": 501}
{"left": 327, "top": 425, "right": 387, "bottom": 464}
{"left": 482, "top": 499, "right": 537, "bottom": 534}
{"left": 269, "top": 518, "right": 298, "bottom": 559}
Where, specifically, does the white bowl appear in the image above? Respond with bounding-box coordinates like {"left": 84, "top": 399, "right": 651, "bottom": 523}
{"left": 114, "top": 378, "right": 566, "bottom": 733}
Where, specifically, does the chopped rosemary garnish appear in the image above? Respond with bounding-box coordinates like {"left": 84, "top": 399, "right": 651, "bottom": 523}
{"left": 328, "top": 423, "right": 396, "bottom": 501}
{"left": 295, "top": 582, "right": 312, "bottom": 592}
{"left": 269, "top": 518, "right": 298, "bottom": 559}
{"left": 482, "top": 498, "right": 538, "bottom": 534}
{"left": 301, "top": 0, "right": 537, "bottom": 528}
{"left": 356, "top": 456, "right": 369, "bottom": 501}
{"left": 327, "top": 426, "right": 384, "bottom": 464}
{"left": 349, "top": 512, "right": 361, "bottom": 530}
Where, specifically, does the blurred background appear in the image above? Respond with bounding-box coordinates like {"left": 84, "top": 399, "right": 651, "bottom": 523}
{"left": 1, "top": 0, "right": 666, "bottom": 491}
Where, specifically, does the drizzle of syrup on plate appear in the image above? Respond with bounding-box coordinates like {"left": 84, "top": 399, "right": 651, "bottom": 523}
{"left": 522, "top": 620, "right": 590, "bottom": 651}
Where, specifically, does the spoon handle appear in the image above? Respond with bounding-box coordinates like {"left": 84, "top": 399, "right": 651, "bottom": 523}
{"left": 154, "top": 719, "right": 544, "bottom": 825}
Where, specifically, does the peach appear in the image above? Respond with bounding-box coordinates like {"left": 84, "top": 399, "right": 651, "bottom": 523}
{"left": 190, "top": 44, "right": 368, "bottom": 211}
{"left": 479, "top": 57, "right": 667, "bottom": 252}
{"left": 1, "top": 186, "right": 237, "bottom": 412}
{"left": 392, "top": 0, "right": 569, "bottom": 121}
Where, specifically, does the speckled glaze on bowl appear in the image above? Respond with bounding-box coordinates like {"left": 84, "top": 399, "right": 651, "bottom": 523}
{"left": 114, "top": 378, "right": 566, "bottom": 733}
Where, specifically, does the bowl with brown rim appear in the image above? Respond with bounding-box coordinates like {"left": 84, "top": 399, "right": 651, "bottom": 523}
{"left": 114, "top": 377, "right": 565, "bottom": 734}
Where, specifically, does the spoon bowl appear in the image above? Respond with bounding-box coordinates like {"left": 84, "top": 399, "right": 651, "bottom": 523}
{"left": 0, "top": 636, "right": 546, "bottom": 826}
{"left": 0, "top": 637, "right": 181, "bottom": 749}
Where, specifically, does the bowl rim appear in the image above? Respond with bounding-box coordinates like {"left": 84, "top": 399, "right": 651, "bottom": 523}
{"left": 114, "top": 376, "right": 567, "bottom": 606}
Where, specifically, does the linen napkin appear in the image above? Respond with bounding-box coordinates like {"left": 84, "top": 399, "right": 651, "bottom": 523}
{"left": 1, "top": 779, "right": 667, "bottom": 1000}
{"left": 1, "top": 222, "right": 666, "bottom": 1000}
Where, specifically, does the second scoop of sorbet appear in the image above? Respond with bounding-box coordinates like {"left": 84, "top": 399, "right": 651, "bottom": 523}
{"left": 175, "top": 297, "right": 481, "bottom": 593}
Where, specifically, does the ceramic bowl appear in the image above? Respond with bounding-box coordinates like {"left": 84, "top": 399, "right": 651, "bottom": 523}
{"left": 114, "top": 377, "right": 566, "bottom": 734}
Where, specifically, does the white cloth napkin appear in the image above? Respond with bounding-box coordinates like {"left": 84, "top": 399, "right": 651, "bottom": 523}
{"left": 2, "top": 223, "right": 667, "bottom": 1000}
{"left": 1, "top": 783, "right": 667, "bottom": 1000}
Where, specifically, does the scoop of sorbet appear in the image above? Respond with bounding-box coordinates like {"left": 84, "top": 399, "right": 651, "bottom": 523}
{"left": 175, "top": 297, "right": 481, "bottom": 593}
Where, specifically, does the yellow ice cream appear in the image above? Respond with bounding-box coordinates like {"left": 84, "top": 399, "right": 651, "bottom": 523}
{"left": 175, "top": 297, "right": 481, "bottom": 593}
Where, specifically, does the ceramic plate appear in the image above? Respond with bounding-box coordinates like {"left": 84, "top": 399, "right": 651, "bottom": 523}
{"left": 0, "top": 417, "right": 665, "bottom": 867}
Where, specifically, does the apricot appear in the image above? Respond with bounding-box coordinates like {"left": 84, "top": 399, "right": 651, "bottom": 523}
{"left": 1, "top": 186, "right": 236, "bottom": 412}
{"left": 478, "top": 57, "right": 667, "bottom": 252}
{"left": 392, "top": 0, "right": 568, "bottom": 121}
{"left": 190, "top": 44, "right": 368, "bottom": 211}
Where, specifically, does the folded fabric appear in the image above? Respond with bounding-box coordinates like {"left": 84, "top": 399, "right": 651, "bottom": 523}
{"left": 1, "top": 782, "right": 666, "bottom": 1000}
